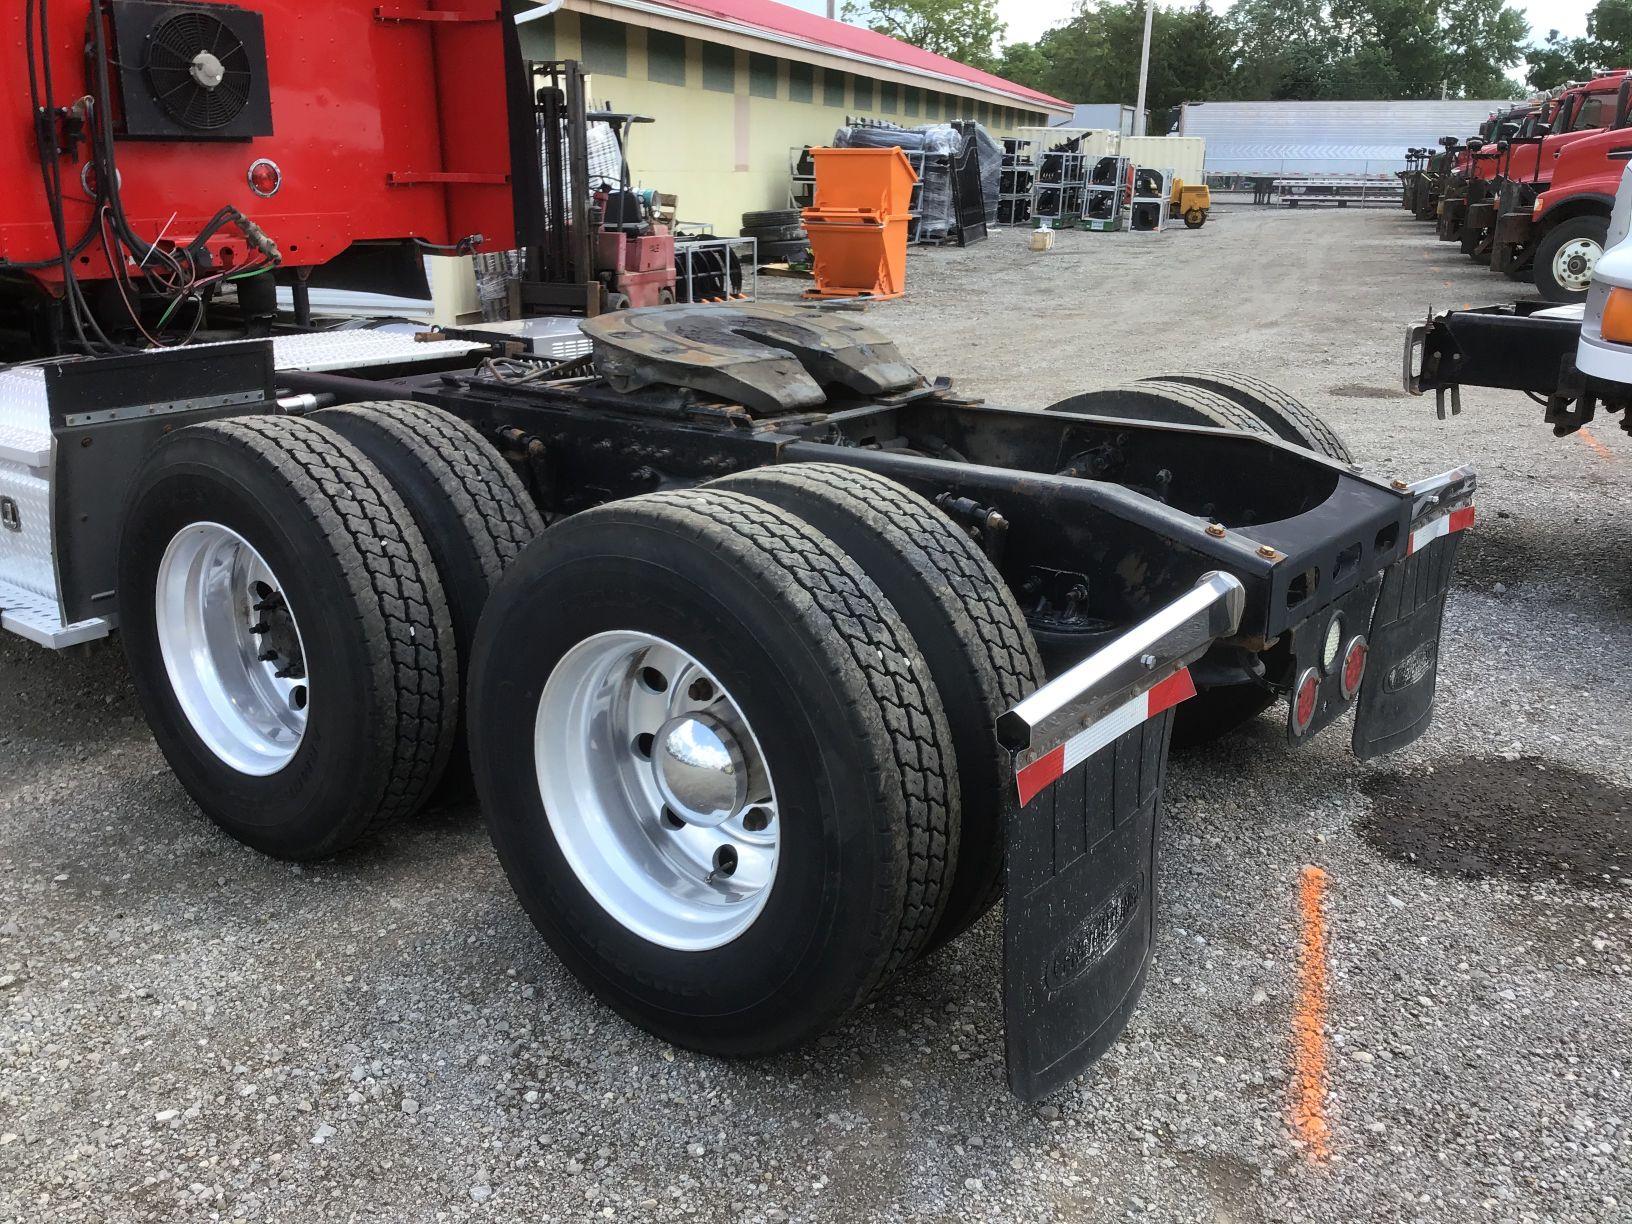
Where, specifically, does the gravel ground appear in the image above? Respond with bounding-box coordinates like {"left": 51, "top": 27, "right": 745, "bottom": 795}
{"left": 3, "top": 206, "right": 1630, "bottom": 1223}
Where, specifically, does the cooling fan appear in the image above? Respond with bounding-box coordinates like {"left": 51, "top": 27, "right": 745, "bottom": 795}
{"left": 109, "top": 1, "right": 274, "bottom": 141}
{"left": 144, "top": 8, "right": 254, "bottom": 131}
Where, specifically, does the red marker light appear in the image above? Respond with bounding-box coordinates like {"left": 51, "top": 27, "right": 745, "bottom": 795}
{"left": 1292, "top": 667, "right": 1320, "bottom": 736}
{"left": 1340, "top": 637, "right": 1368, "bottom": 701}
{"left": 248, "top": 158, "right": 282, "bottom": 198}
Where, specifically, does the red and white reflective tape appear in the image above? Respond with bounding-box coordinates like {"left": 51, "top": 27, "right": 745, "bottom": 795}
{"left": 1014, "top": 669, "right": 1197, "bottom": 806}
{"left": 1407, "top": 504, "right": 1475, "bottom": 555}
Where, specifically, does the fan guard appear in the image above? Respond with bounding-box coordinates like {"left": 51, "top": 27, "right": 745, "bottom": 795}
{"left": 143, "top": 9, "right": 254, "bottom": 132}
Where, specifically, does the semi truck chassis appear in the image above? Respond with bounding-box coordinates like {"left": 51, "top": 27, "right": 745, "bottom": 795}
{"left": 2, "top": 305, "right": 1475, "bottom": 1100}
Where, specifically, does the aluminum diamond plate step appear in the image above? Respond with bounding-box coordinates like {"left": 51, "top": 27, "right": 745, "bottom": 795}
{"left": 0, "top": 578, "right": 110, "bottom": 649}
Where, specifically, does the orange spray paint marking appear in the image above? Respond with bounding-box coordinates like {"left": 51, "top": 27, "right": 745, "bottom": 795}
{"left": 1579, "top": 428, "right": 1615, "bottom": 461}
{"left": 1290, "top": 865, "right": 1332, "bottom": 1163}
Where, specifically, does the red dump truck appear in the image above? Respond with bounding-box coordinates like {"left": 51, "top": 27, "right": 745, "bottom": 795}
{"left": 1485, "top": 71, "right": 1632, "bottom": 297}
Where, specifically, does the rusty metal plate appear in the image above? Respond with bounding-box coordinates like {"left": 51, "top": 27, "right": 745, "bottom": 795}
{"left": 582, "top": 304, "right": 922, "bottom": 415}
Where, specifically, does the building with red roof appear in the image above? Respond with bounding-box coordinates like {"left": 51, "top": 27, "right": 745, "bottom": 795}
{"left": 514, "top": 0, "right": 1071, "bottom": 231}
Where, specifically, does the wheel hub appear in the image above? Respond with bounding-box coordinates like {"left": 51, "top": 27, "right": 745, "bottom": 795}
{"left": 1554, "top": 238, "right": 1601, "bottom": 291}
{"left": 155, "top": 522, "right": 309, "bottom": 776}
{"left": 535, "top": 632, "right": 779, "bottom": 950}
{"left": 653, "top": 713, "right": 746, "bottom": 828}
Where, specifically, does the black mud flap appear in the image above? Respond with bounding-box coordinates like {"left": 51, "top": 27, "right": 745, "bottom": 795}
{"left": 1352, "top": 532, "right": 1463, "bottom": 760}
{"left": 1003, "top": 710, "right": 1175, "bottom": 1101}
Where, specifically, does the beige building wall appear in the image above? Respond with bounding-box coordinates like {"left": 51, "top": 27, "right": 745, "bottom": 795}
{"left": 519, "top": 10, "right": 1057, "bottom": 234}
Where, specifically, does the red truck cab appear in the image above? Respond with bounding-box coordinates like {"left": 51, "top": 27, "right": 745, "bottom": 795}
{"left": 1488, "top": 73, "right": 1632, "bottom": 293}
{"left": 1521, "top": 119, "right": 1632, "bottom": 299}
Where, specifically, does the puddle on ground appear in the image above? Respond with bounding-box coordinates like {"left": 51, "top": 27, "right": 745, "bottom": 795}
{"left": 1360, "top": 756, "right": 1632, "bottom": 889}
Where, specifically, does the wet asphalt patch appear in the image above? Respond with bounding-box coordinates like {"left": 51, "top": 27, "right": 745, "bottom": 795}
{"left": 1360, "top": 756, "right": 1632, "bottom": 889}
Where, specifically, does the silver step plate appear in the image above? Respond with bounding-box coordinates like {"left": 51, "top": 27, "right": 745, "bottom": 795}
{"left": 0, "top": 577, "right": 110, "bottom": 648}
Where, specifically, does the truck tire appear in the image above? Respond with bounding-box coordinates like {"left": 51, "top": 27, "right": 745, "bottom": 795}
{"left": 1532, "top": 215, "right": 1610, "bottom": 302}
{"left": 709, "top": 464, "right": 1046, "bottom": 954}
{"left": 1047, "top": 380, "right": 1274, "bottom": 435}
{"left": 117, "top": 417, "right": 458, "bottom": 860}
{"left": 1140, "top": 370, "right": 1354, "bottom": 463}
{"left": 317, "top": 401, "right": 545, "bottom": 788}
{"left": 741, "top": 208, "right": 803, "bottom": 229}
{"left": 467, "top": 489, "right": 958, "bottom": 1055}
{"left": 1047, "top": 385, "right": 1286, "bottom": 748}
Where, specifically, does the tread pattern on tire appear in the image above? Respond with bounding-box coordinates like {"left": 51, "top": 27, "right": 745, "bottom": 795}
{"left": 202, "top": 416, "right": 458, "bottom": 839}
{"left": 317, "top": 400, "right": 545, "bottom": 589}
{"left": 741, "top": 208, "right": 802, "bottom": 229}
{"left": 1101, "top": 380, "right": 1275, "bottom": 435}
{"left": 715, "top": 464, "right": 1045, "bottom": 942}
{"left": 1144, "top": 370, "right": 1353, "bottom": 462}
{"left": 657, "top": 488, "right": 957, "bottom": 984}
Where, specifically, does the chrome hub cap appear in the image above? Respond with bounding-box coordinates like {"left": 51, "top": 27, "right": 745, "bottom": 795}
{"left": 536, "top": 632, "right": 778, "bottom": 950}
{"left": 155, "top": 523, "right": 309, "bottom": 776}
{"left": 653, "top": 713, "right": 747, "bottom": 829}
{"left": 1553, "top": 238, "right": 1602, "bottom": 292}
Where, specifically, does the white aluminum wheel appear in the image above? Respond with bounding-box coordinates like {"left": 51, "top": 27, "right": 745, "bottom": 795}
{"left": 535, "top": 631, "right": 779, "bottom": 951}
{"left": 1552, "top": 237, "right": 1603, "bottom": 293}
{"left": 155, "top": 523, "right": 310, "bottom": 777}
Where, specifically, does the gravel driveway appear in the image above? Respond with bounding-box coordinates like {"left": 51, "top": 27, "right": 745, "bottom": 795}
{"left": 2, "top": 206, "right": 1629, "bottom": 1223}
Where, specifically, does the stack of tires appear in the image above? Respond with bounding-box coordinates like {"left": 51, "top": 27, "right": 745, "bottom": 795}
{"left": 740, "top": 208, "right": 810, "bottom": 265}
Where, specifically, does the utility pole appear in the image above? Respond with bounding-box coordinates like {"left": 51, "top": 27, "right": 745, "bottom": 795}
{"left": 827, "top": 0, "right": 836, "bottom": 17}
{"left": 1133, "top": 0, "right": 1155, "bottom": 136}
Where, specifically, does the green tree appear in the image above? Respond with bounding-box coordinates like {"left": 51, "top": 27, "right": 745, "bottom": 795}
{"left": 1525, "top": 29, "right": 1592, "bottom": 90}
{"left": 842, "top": 0, "right": 1005, "bottom": 69}
{"left": 1524, "top": 0, "right": 1632, "bottom": 90}
{"left": 993, "top": 1, "right": 1235, "bottom": 119}
{"left": 1229, "top": 0, "right": 1524, "bottom": 100}
{"left": 1591, "top": 0, "right": 1632, "bottom": 55}
{"left": 1439, "top": 0, "right": 1529, "bottom": 96}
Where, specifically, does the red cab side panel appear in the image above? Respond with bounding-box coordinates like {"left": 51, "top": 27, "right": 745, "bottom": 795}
{"left": 0, "top": 0, "right": 520, "bottom": 283}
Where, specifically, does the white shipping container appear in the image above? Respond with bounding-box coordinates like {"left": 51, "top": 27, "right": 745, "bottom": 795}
{"left": 1118, "top": 136, "right": 1206, "bottom": 186}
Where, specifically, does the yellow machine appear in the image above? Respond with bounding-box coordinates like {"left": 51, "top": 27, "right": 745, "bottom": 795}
{"left": 1173, "top": 179, "right": 1211, "bottom": 229}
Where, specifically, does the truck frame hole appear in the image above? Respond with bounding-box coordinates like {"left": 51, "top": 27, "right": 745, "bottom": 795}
{"left": 1286, "top": 567, "right": 1318, "bottom": 609}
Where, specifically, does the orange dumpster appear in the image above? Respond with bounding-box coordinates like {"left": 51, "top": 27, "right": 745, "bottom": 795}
{"left": 801, "top": 147, "right": 918, "bottom": 301}
{"left": 809, "top": 146, "right": 919, "bottom": 216}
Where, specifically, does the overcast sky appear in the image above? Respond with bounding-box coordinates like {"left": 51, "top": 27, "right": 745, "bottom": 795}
{"left": 791, "top": 1, "right": 1593, "bottom": 51}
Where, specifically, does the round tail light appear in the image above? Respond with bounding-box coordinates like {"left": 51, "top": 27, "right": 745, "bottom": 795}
{"left": 1292, "top": 667, "right": 1320, "bottom": 736}
{"left": 1340, "top": 637, "right": 1368, "bottom": 701}
{"left": 248, "top": 158, "right": 282, "bottom": 198}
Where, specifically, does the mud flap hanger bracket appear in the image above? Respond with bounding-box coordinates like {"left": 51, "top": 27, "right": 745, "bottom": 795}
{"left": 998, "top": 571, "right": 1247, "bottom": 774}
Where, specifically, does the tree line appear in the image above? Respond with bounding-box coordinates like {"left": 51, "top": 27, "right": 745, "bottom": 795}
{"left": 845, "top": 0, "right": 1632, "bottom": 121}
